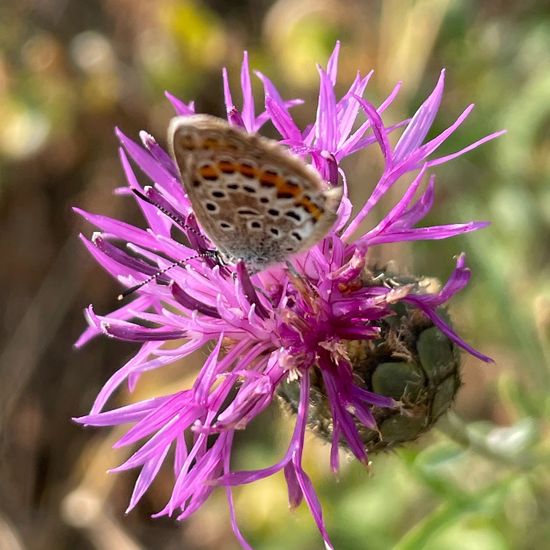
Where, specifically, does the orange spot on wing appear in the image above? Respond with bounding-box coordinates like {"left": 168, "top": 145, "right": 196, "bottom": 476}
{"left": 261, "top": 171, "right": 302, "bottom": 199}
{"left": 199, "top": 165, "right": 220, "bottom": 180}
{"left": 218, "top": 160, "right": 237, "bottom": 174}
{"left": 276, "top": 179, "right": 301, "bottom": 198}
{"left": 259, "top": 170, "right": 279, "bottom": 187}
{"left": 296, "top": 197, "right": 323, "bottom": 221}
{"left": 238, "top": 163, "right": 257, "bottom": 178}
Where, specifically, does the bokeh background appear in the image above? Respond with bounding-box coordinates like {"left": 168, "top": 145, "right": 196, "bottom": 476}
{"left": 1, "top": 1, "right": 549, "bottom": 549}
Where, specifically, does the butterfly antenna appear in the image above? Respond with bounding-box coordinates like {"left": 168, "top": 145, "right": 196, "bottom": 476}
{"left": 131, "top": 188, "right": 203, "bottom": 238}
{"left": 118, "top": 250, "right": 219, "bottom": 300}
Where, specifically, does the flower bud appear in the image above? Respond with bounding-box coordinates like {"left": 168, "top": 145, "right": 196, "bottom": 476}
{"left": 278, "top": 268, "right": 462, "bottom": 453}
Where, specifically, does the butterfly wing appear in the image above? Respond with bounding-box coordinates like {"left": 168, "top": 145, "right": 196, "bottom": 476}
{"left": 168, "top": 115, "right": 342, "bottom": 270}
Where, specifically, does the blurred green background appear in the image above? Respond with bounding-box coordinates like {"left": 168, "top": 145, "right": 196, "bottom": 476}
{"left": 0, "top": 1, "right": 549, "bottom": 549}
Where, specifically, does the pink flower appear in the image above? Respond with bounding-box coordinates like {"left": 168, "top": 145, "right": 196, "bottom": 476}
{"left": 75, "top": 42, "right": 503, "bottom": 549}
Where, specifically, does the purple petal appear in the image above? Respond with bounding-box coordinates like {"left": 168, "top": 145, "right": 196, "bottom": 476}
{"left": 326, "top": 41, "right": 340, "bottom": 85}
{"left": 284, "top": 462, "right": 303, "bottom": 508}
{"left": 405, "top": 104, "right": 475, "bottom": 169}
{"left": 265, "top": 96, "right": 302, "bottom": 142}
{"left": 75, "top": 208, "right": 160, "bottom": 249}
{"left": 406, "top": 297, "right": 492, "bottom": 362}
{"left": 394, "top": 69, "right": 445, "bottom": 163}
{"left": 315, "top": 67, "right": 338, "bottom": 151}
{"left": 254, "top": 70, "right": 286, "bottom": 105}
{"left": 75, "top": 394, "right": 172, "bottom": 426}
{"left": 116, "top": 128, "right": 180, "bottom": 197}
{"left": 127, "top": 445, "right": 171, "bottom": 511}
{"left": 395, "top": 175, "right": 436, "bottom": 228}
{"left": 337, "top": 71, "right": 374, "bottom": 148}
{"left": 292, "top": 463, "right": 335, "bottom": 550}
{"left": 352, "top": 386, "right": 396, "bottom": 409}
{"left": 74, "top": 295, "right": 154, "bottom": 348}
{"left": 90, "top": 341, "right": 190, "bottom": 414}
{"left": 119, "top": 148, "right": 171, "bottom": 236}
{"left": 194, "top": 335, "right": 228, "bottom": 407}
{"left": 171, "top": 282, "right": 221, "bottom": 318}
{"left": 223, "top": 67, "right": 246, "bottom": 128}
{"left": 322, "top": 370, "right": 368, "bottom": 464}
{"left": 222, "top": 67, "right": 234, "bottom": 109}
{"left": 342, "top": 118, "right": 409, "bottom": 158}
{"left": 95, "top": 312, "right": 186, "bottom": 342}
{"left": 78, "top": 235, "right": 143, "bottom": 283}
{"left": 91, "top": 233, "right": 167, "bottom": 280}
{"left": 354, "top": 95, "right": 392, "bottom": 165}
{"left": 240, "top": 51, "right": 255, "bottom": 131}
{"left": 426, "top": 130, "right": 507, "bottom": 168}
{"left": 236, "top": 261, "right": 270, "bottom": 319}
{"left": 364, "top": 165, "right": 428, "bottom": 242}
{"left": 366, "top": 221, "right": 490, "bottom": 245}
{"left": 139, "top": 131, "right": 180, "bottom": 179}
{"left": 224, "top": 439, "right": 254, "bottom": 550}
{"left": 165, "top": 91, "right": 195, "bottom": 116}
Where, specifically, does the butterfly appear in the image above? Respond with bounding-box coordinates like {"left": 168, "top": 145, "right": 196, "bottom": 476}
{"left": 168, "top": 115, "right": 342, "bottom": 272}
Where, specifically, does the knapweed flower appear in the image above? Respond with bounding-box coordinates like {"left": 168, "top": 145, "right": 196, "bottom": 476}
{"left": 75, "top": 42, "right": 503, "bottom": 549}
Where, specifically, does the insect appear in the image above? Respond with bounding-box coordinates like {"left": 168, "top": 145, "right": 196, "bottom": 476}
{"left": 168, "top": 115, "right": 342, "bottom": 272}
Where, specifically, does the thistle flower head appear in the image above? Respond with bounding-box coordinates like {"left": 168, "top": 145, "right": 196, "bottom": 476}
{"left": 75, "top": 43, "right": 503, "bottom": 549}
